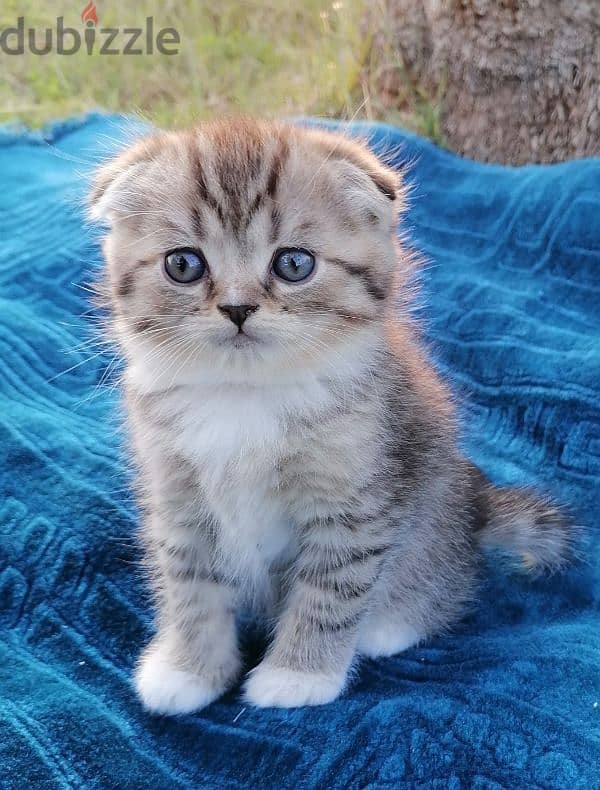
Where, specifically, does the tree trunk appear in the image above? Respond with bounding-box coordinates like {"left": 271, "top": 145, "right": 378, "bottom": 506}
{"left": 377, "top": 0, "right": 599, "bottom": 164}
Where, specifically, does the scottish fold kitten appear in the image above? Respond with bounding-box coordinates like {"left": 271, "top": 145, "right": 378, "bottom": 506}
{"left": 89, "top": 119, "right": 571, "bottom": 713}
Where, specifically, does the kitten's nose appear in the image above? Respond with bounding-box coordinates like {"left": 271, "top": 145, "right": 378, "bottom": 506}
{"left": 218, "top": 303, "right": 259, "bottom": 330}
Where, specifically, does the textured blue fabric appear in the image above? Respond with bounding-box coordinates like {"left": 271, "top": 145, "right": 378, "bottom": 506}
{"left": 0, "top": 114, "right": 598, "bottom": 789}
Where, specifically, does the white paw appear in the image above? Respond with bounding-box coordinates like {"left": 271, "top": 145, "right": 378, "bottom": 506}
{"left": 357, "top": 616, "right": 422, "bottom": 658}
{"left": 244, "top": 663, "right": 346, "bottom": 708}
{"left": 134, "top": 644, "right": 228, "bottom": 715}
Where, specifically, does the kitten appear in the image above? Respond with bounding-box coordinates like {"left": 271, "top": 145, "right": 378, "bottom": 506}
{"left": 89, "top": 118, "right": 571, "bottom": 713}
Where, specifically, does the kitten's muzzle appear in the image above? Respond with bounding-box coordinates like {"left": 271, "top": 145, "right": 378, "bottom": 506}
{"left": 218, "top": 303, "right": 259, "bottom": 331}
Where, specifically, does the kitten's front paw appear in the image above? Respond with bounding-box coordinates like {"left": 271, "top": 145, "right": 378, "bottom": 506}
{"left": 244, "top": 663, "right": 346, "bottom": 708}
{"left": 135, "top": 642, "right": 234, "bottom": 715}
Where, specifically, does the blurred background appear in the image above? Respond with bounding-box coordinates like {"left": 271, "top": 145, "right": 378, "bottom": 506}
{"left": 1, "top": 0, "right": 598, "bottom": 165}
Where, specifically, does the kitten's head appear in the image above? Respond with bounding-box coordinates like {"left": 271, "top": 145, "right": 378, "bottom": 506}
{"left": 89, "top": 119, "right": 407, "bottom": 386}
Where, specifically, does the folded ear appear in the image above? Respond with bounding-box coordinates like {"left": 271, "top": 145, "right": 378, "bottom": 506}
{"left": 87, "top": 160, "right": 142, "bottom": 224}
{"left": 87, "top": 134, "right": 165, "bottom": 224}
{"left": 308, "top": 129, "right": 403, "bottom": 206}
{"left": 335, "top": 141, "right": 400, "bottom": 202}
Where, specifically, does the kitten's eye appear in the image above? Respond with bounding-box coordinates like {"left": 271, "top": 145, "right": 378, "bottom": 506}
{"left": 272, "top": 248, "right": 315, "bottom": 283}
{"left": 164, "top": 249, "right": 207, "bottom": 284}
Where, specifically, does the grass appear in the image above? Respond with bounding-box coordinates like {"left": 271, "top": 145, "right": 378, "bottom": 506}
{"left": 0, "top": 0, "right": 442, "bottom": 140}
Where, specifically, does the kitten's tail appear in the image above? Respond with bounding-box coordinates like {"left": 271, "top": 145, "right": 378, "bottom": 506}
{"left": 470, "top": 466, "right": 574, "bottom": 572}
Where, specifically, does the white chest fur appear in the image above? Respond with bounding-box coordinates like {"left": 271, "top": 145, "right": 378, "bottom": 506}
{"left": 128, "top": 363, "right": 334, "bottom": 592}
{"left": 172, "top": 386, "right": 293, "bottom": 582}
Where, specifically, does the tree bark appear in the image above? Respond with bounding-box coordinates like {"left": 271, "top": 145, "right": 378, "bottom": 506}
{"left": 377, "top": 0, "right": 599, "bottom": 164}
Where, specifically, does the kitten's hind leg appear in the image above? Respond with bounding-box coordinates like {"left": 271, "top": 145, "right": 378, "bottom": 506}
{"left": 356, "top": 609, "right": 424, "bottom": 658}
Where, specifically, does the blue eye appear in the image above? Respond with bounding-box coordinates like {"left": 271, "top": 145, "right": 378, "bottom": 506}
{"left": 164, "top": 249, "right": 207, "bottom": 284}
{"left": 272, "top": 248, "right": 315, "bottom": 283}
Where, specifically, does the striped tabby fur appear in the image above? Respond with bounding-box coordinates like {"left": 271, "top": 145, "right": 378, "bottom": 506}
{"left": 89, "top": 119, "right": 572, "bottom": 713}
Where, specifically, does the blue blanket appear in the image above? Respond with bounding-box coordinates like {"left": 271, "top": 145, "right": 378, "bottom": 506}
{"left": 0, "top": 115, "right": 598, "bottom": 789}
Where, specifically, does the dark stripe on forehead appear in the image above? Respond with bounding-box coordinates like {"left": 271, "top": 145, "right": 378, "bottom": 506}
{"left": 213, "top": 130, "right": 268, "bottom": 234}
{"left": 191, "top": 152, "right": 224, "bottom": 222}
{"left": 269, "top": 207, "right": 282, "bottom": 244}
{"left": 214, "top": 158, "right": 243, "bottom": 233}
{"left": 228, "top": 191, "right": 244, "bottom": 235}
{"left": 190, "top": 205, "right": 205, "bottom": 239}
{"left": 244, "top": 191, "right": 265, "bottom": 230}
{"left": 266, "top": 137, "right": 289, "bottom": 199}
{"left": 244, "top": 138, "right": 290, "bottom": 235}
{"left": 188, "top": 127, "right": 290, "bottom": 236}
{"left": 243, "top": 191, "right": 277, "bottom": 235}
{"left": 328, "top": 257, "right": 387, "bottom": 301}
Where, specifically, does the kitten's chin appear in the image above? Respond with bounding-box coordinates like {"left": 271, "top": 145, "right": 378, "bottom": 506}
{"left": 226, "top": 332, "right": 263, "bottom": 350}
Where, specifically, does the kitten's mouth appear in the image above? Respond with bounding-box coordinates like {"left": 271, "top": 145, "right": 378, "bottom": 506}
{"left": 232, "top": 332, "right": 253, "bottom": 347}
{"left": 224, "top": 330, "right": 262, "bottom": 349}
{"left": 211, "top": 326, "right": 269, "bottom": 351}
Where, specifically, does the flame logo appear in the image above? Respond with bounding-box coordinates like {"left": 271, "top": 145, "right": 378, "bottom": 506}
{"left": 81, "top": 1, "right": 98, "bottom": 26}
